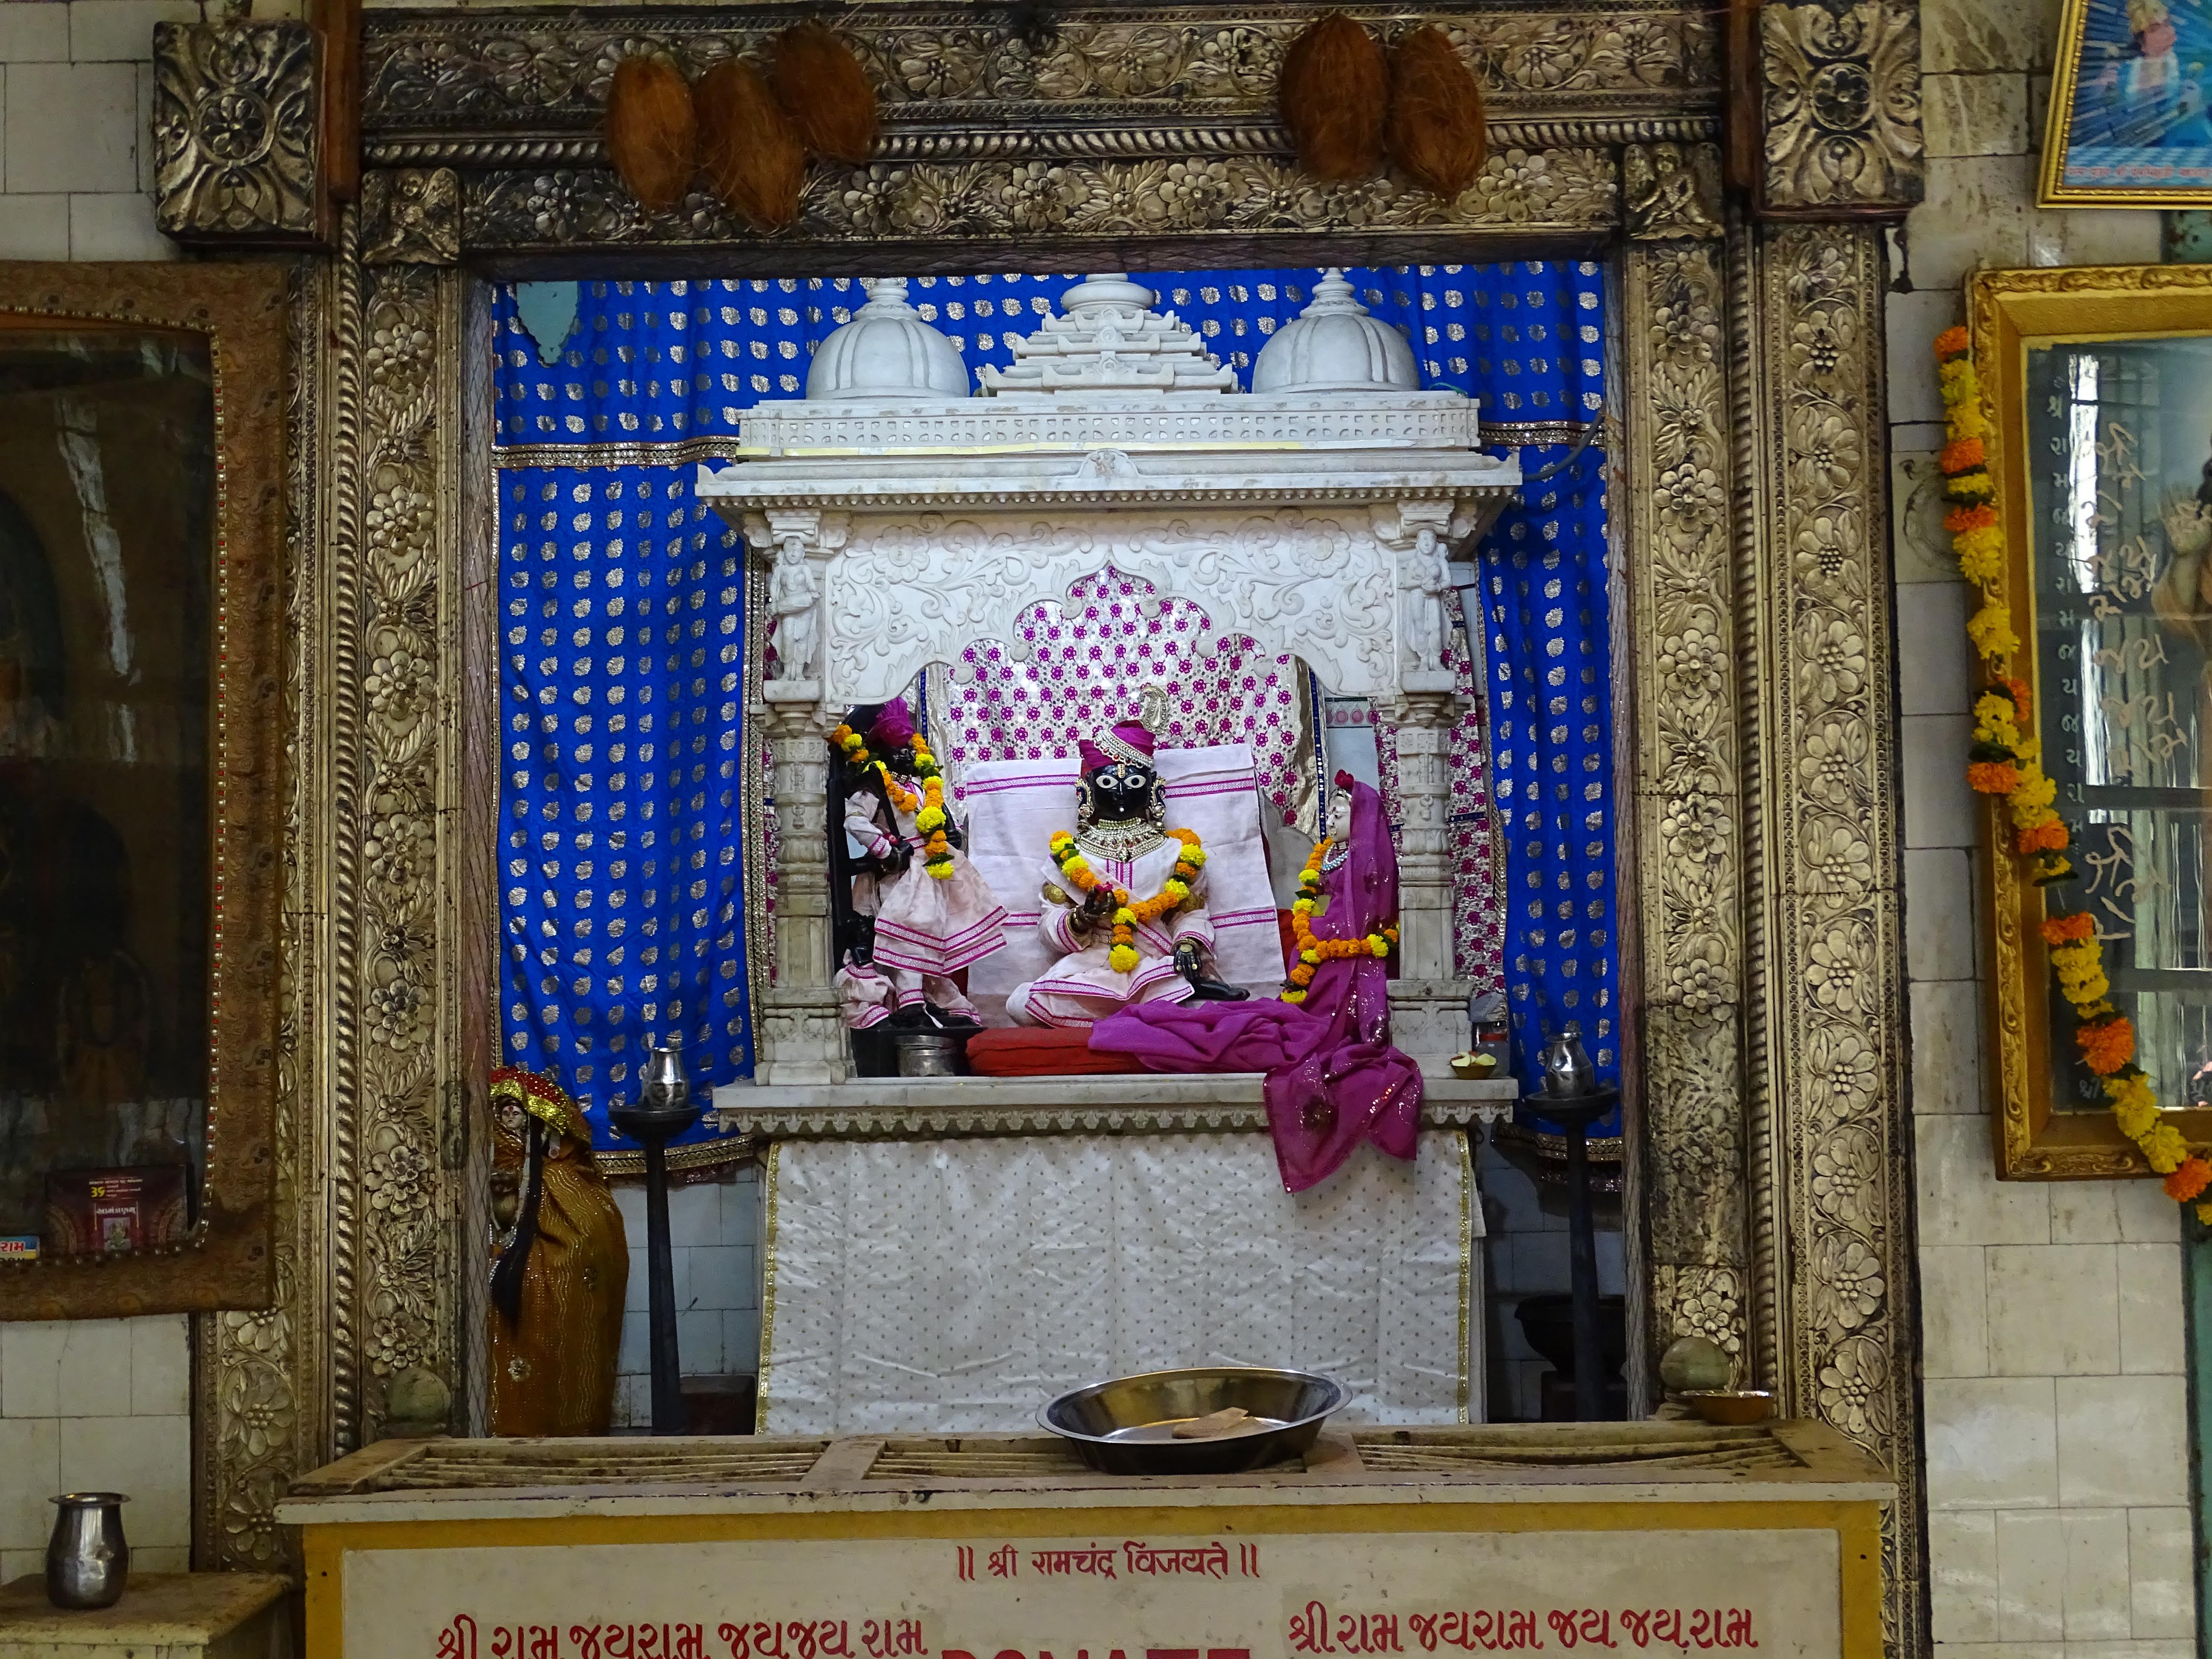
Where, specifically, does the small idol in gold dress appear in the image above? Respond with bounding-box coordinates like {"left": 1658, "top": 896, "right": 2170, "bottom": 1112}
{"left": 486, "top": 1068, "right": 628, "bottom": 1435}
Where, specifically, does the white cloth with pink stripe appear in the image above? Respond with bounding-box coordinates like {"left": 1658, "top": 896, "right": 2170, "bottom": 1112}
{"left": 962, "top": 744, "right": 1285, "bottom": 1024}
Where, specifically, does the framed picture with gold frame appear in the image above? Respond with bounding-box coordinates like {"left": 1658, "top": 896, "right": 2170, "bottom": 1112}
{"left": 1973, "top": 265, "right": 2212, "bottom": 1179}
{"left": 0, "top": 263, "right": 286, "bottom": 1317}
{"left": 2040, "top": 0, "right": 2212, "bottom": 207}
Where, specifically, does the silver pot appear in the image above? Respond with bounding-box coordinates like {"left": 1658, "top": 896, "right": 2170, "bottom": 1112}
{"left": 893, "top": 1030, "right": 962, "bottom": 1077}
{"left": 47, "top": 1492, "right": 128, "bottom": 1609}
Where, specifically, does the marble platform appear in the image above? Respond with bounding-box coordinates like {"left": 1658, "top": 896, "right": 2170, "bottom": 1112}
{"left": 708, "top": 1071, "right": 1516, "bottom": 1140}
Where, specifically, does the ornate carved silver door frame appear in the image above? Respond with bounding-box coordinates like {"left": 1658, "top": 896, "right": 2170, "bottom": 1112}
{"left": 175, "top": 2, "right": 1923, "bottom": 1644}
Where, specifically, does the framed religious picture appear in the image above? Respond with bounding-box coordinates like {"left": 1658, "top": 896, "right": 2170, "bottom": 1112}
{"left": 1969, "top": 265, "right": 2212, "bottom": 1179}
{"left": 0, "top": 263, "right": 285, "bottom": 1317}
{"left": 2041, "top": 0, "right": 2212, "bottom": 206}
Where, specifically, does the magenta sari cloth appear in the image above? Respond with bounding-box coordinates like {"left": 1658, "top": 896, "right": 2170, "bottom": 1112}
{"left": 1091, "top": 777, "right": 1424, "bottom": 1191}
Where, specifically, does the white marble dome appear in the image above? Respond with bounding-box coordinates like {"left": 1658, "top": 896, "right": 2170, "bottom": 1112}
{"left": 805, "top": 278, "right": 969, "bottom": 400}
{"left": 1251, "top": 269, "right": 1420, "bottom": 394}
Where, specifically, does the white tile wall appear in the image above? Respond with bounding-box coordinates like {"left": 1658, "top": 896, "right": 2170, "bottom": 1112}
{"left": 0, "top": 0, "right": 204, "bottom": 1568}
{"left": 609, "top": 1167, "right": 764, "bottom": 1429}
{"left": 1899, "top": 5, "right": 2195, "bottom": 1648}
{"left": 0, "top": 1317, "right": 193, "bottom": 1583}
{"left": 0, "top": 0, "right": 190, "bottom": 260}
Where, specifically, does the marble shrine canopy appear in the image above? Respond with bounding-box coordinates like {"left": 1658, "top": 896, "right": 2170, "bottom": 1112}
{"left": 697, "top": 270, "right": 1524, "bottom": 711}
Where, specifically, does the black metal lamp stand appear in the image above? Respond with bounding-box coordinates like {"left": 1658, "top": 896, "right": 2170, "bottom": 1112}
{"left": 1525, "top": 1087, "right": 1620, "bottom": 1422}
{"left": 607, "top": 1039, "right": 700, "bottom": 1436}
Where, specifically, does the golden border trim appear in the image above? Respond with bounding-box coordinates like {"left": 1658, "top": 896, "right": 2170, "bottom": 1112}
{"left": 754, "top": 1139, "right": 783, "bottom": 1433}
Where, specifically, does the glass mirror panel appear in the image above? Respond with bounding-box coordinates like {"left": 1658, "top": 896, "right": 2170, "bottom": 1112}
{"left": 0, "top": 326, "right": 213, "bottom": 1254}
{"left": 2028, "top": 335, "right": 2212, "bottom": 1112}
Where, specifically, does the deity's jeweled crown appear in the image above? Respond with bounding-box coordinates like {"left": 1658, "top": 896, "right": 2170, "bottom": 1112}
{"left": 1080, "top": 719, "right": 1158, "bottom": 774}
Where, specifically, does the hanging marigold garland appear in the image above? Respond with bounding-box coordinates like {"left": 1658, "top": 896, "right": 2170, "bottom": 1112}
{"left": 833, "top": 722, "right": 957, "bottom": 879}
{"left": 1279, "top": 837, "right": 1397, "bottom": 1003}
{"left": 1048, "top": 828, "right": 1205, "bottom": 975}
{"left": 1933, "top": 326, "right": 2212, "bottom": 1212}
{"left": 831, "top": 722, "right": 870, "bottom": 769}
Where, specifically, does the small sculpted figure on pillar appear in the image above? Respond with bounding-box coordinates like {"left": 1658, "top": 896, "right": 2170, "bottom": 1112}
{"left": 768, "top": 533, "right": 821, "bottom": 684}
{"left": 1403, "top": 525, "right": 1452, "bottom": 675}
{"left": 1007, "top": 715, "right": 1249, "bottom": 1027}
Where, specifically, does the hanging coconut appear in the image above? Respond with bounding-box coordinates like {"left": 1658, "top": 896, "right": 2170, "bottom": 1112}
{"left": 771, "top": 22, "right": 878, "bottom": 165}
{"left": 1278, "top": 12, "right": 1388, "bottom": 181}
{"left": 1385, "top": 25, "right": 1487, "bottom": 198}
{"left": 696, "top": 58, "right": 807, "bottom": 232}
{"left": 605, "top": 55, "right": 697, "bottom": 214}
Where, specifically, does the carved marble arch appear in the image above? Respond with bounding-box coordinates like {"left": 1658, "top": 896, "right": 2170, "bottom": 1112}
{"left": 184, "top": 0, "right": 1919, "bottom": 1647}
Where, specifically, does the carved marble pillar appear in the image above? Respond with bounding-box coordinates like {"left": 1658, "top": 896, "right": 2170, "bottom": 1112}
{"left": 757, "top": 694, "right": 849, "bottom": 1084}
{"left": 745, "top": 508, "right": 850, "bottom": 1085}
{"left": 1379, "top": 501, "right": 1474, "bottom": 1066}
{"left": 1385, "top": 679, "right": 1467, "bottom": 1067}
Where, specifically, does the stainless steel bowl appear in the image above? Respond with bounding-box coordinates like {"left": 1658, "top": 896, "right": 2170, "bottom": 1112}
{"left": 1040, "top": 1366, "right": 1346, "bottom": 1475}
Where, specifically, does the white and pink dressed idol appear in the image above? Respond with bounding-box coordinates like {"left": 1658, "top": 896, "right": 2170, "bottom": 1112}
{"left": 838, "top": 699, "right": 1006, "bottom": 1023}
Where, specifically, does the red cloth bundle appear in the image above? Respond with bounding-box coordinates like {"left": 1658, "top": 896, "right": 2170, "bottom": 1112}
{"left": 966, "top": 1026, "right": 1146, "bottom": 1077}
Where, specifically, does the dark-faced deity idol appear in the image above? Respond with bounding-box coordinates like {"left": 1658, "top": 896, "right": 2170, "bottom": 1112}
{"left": 1006, "top": 716, "right": 1248, "bottom": 1027}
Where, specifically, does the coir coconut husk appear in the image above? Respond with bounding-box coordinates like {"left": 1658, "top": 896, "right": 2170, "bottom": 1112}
{"left": 1278, "top": 12, "right": 1388, "bottom": 181}
{"left": 771, "top": 23, "right": 878, "bottom": 165}
{"left": 1386, "top": 25, "right": 1487, "bottom": 198}
{"left": 696, "top": 58, "right": 806, "bottom": 232}
{"left": 605, "top": 55, "right": 698, "bottom": 214}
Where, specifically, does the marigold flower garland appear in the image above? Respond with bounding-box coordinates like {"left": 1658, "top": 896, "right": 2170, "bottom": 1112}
{"left": 831, "top": 722, "right": 871, "bottom": 770}
{"left": 1934, "top": 326, "right": 2212, "bottom": 1214}
{"left": 1048, "top": 828, "right": 1206, "bottom": 974}
{"left": 1279, "top": 838, "right": 1398, "bottom": 1004}
{"left": 834, "top": 723, "right": 955, "bottom": 879}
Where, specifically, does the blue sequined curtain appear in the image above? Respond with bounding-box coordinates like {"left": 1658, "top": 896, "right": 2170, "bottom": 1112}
{"left": 1481, "top": 442, "right": 1618, "bottom": 1087}
{"left": 491, "top": 262, "right": 1617, "bottom": 1147}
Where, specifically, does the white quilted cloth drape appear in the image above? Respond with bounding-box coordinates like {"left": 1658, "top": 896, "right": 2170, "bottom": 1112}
{"left": 758, "top": 1130, "right": 1480, "bottom": 1434}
